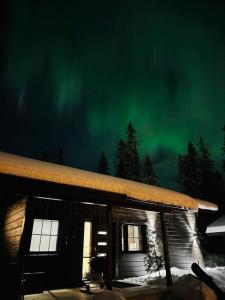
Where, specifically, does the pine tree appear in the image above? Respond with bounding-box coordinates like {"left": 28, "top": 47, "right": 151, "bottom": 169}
{"left": 198, "top": 137, "right": 216, "bottom": 201}
{"left": 177, "top": 141, "right": 200, "bottom": 197}
{"left": 115, "top": 139, "right": 128, "bottom": 179}
{"left": 97, "top": 152, "right": 109, "bottom": 175}
{"left": 126, "top": 122, "right": 141, "bottom": 182}
{"left": 142, "top": 155, "right": 158, "bottom": 185}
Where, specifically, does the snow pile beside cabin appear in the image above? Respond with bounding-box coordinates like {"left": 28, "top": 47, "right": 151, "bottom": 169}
{"left": 120, "top": 266, "right": 225, "bottom": 291}
{"left": 0, "top": 151, "right": 217, "bottom": 211}
{"left": 120, "top": 267, "right": 225, "bottom": 299}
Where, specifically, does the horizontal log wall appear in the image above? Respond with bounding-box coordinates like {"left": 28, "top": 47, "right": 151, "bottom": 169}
{"left": 4, "top": 197, "right": 27, "bottom": 263}
{"left": 165, "top": 211, "right": 203, "bottom": 270}
{"left": 112, "top": 207, "right": 163, "bottom": 279}
{"left": 113, "top": 207, "right": 201, "bottom": 278}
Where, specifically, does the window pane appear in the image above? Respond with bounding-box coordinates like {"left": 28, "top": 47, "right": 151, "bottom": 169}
{"left": 30, "top": 235, "right": 41, "bottom": 252}
{"left": 49, "top": 235, "right": 58, "bottom": 251}
{"left": 97, "top": 242, "right": 107, "bottom": 246}
{"left": 98, "top": 231, "right": 107, "bottom": 235}
{"left": 128, "top": 225, "right": 134, "bottom": 237}
{"left": 97, "top": 253, "right": 106, "bottom": 257}
{"left": 133, "top": 226, "right": 139, "bottom": 238}
{"left": 135, "top": 238, "right": 140, "bottom": 251}
{"left": 83, "top": 257, "right": 90, "bottom": 279}
{"left": 32, "top": 219, "right": 43, "bottom": 234}
{"left": 128, "top": 238, "right": 137, "bottom": 251}
{"left": 42, "top": 220, "right": 51, "bottom": 235}
{"left": 128, "top": 238, "right": 141, "bottom": 251}
{"left": 51, "top": 221, "right": 59, "bottom": 235}
{"left": 30, "top": 219, "right": 59, "bottom": 253}
{"left": 40, "top": 235, "right": 50, "bottom": 251}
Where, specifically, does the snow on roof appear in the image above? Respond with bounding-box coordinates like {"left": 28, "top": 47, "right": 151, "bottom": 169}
{"left": 195, "top": 199, "right": 217, "bottom": 211}
{"left": 0, "top": 151, "right": 217, "bottom": 211}
{"left": 206, "top": 215, "right": 225, "bottom": 234}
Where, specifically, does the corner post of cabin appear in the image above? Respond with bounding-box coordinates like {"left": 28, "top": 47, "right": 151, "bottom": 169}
{"left": 160, "top": 211, "right": 172, "bottom": 287}
{"left": 0, "top": 191, "right": 13, "bottom": 299}
{"left": 106, "top": 203, "right": 112, "bottom": 290}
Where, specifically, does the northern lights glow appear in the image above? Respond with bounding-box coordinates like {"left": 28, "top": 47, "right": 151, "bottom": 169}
{"left": 1, "top": 0, "right": 225, "bottom": 188}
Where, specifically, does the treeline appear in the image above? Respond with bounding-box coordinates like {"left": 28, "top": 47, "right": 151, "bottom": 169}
{"left": 177, "top": 137, "right": 225, "bottom": 209}
{"left": 40, "top": 123, "right": 225, "bottom": 210}
{"left": 97, "top": 122, "right": 158, "bottom": 186}
{"left": 97, "top": 123, "right": 225, "bottom": 210}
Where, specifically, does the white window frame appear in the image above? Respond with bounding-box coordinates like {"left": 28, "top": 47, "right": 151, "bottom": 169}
{"left": 121, "top": 223, "right": 145, "bottom": 253}
{"left": 29, "top": 219, "right": 59, "bottom": 253}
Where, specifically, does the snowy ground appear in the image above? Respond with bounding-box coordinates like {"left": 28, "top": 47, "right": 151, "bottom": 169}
{"left": 119, "top": 266, "right": 225, "bottom": 291}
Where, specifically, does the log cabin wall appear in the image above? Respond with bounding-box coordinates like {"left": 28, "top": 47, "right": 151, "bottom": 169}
{"left": 112, "top": 207, "right": 202, "bottom": 278}
{"left": 3, "top": 196, "right": 27, "bottom": 296}
{"left": 22, "top": 199, "right": 107, "bottom": 294}
{"left": 23, "top": 197, "right": 85, "bottom": 293}
{"left": 165, "top": 211, "right": 203, "bottom": 270}
{"left": 112, "top": 206, "right": 164, "bottom": 279}
{"left": 3, "top": 196, "right": 27, "bottom": 267}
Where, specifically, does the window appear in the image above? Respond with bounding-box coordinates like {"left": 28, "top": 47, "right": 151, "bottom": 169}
{"left": 30, "top": 219, "right": 59, "bottom": 252}
{"left": 121, "top": 224, "right": 145, "bottom": 252}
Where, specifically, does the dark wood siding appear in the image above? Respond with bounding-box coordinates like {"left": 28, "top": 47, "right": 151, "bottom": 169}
{"left": 112, "top": 207, "right": 202, "bottom": 278}
{"left": 23, "top": 198, "right": 85, "bottom": 293}
{"left": 165, "top": 211, "right": 203, "bottom": 270}
{"left": 3, "top": 197, "right": 27, "bottom": 263}
{"left": 23, "top": 199, "right": 109, "bottom": 294}
{"left": 112, "top": 207, "right": 164, "bottom": 279}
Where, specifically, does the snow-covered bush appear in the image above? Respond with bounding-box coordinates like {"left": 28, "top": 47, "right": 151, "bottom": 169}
{"left": 144, "top": 228, "right": 163, "bottom": 277}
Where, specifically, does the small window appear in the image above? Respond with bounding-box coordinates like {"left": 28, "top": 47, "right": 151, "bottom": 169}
{"left": 98, "top": 231, "right": 107, "bottom": 235}
{"left": 121, "top": 224, "right": 145, "bottom": 252}
{"left": 30, "top": 219, "right": 59, "bottom": 252}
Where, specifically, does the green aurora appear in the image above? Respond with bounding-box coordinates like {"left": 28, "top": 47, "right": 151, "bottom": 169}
{"left": 1, "top": 0, "right": 225, "bottom": 188}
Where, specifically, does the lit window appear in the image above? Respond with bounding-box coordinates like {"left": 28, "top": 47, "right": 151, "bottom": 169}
{"left": 97, "top": 242, "right": 107, "bottom": 246}
{"left": 30, "top": 219, "right": 59, "bottom": 252}
{"left": 121, "top": 224, "right": 145, "bottom": 252}
{"left": 97, "top": 253, "right": 106, "bottom": 257}
{"left": 98, "top": 231, "right": 107, "bottom": 235}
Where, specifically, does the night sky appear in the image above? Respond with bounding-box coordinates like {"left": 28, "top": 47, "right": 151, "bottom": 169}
{"left": 0, "top": 0, "right": 225, "bottom": 189}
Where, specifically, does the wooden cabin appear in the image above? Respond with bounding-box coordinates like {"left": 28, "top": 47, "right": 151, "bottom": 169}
{"left": 0, "top": 151, "right": 217, "bottom": 296}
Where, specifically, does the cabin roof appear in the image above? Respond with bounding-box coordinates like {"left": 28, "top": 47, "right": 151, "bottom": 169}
{"left": 206, "top": 215, "right": 225, "bottom": 234}
{"left": 0, "top": 151, "right": 217, "bottom": 211}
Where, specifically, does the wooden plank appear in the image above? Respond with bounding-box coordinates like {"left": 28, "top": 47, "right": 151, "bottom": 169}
{"left": 4, "top": 227, "right": 24, "bottom": 237}
{"left": 4, "top": 235, "right": 21, "bottom": 244}
{"left": 106, "top": 204, "right": 113, "bottom": 290}
{"left": 118, "top": 270, "right": 146, "bottom": 278}
{"left": 4, "top": 218, "right": 24, "bottom": 231}
{"left": 119, "top": 266, "right": 146, "bottom": 272}
{"left": 5, "top": 201, "right": 26, "bottom": 219}
{"left": 118, "top": 254, "right": 147, "bottom": 261}
{"left": 119, "top": 261, "right": 146, "bottom": 267}
{"left": 4, "top": 211, "right": 25, "bottom": 226}
{"left": 113, "top": 222, "right": 120, "bottom": 279}
{"left": 160, "top": 212, "right": 172, "bottom": 287}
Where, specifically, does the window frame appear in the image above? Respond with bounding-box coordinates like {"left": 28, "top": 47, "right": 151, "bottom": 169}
{"left": 121, "top": 223, "right": 147, "bottom": 254}
{"left": 29, "top": 218, "right": 60, "bottom": 254}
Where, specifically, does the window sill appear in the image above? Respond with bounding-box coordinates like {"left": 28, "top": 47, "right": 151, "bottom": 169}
{"left": 26, "top": 253, "right": 59, "bottom": 257}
